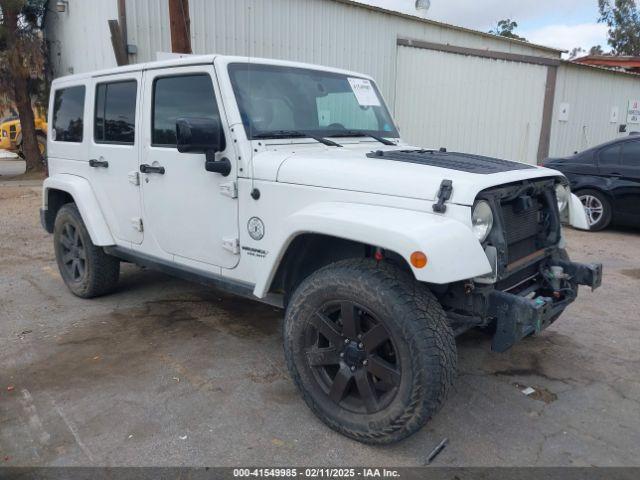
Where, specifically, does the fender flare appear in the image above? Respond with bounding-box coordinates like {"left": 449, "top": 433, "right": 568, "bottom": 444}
{"left": 253, "top": 202, "right": 491, "bottom": 298}
{"left": 43, "top": 174, "right": 115, "bottom": 246}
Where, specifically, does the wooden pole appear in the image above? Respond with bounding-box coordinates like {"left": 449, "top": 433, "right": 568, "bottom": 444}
{"left": 169, "top": 0, "right": 192, "bottom": 54}
{"left": 108, "top": 20, "right": 129, "bottom": 66}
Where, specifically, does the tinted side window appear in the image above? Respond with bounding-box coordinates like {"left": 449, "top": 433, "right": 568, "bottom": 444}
{"left": 599, "top": 145, "right": 621, "bottom": 166}
{"left": 53, "top": 86, "right": 85, "bottom": 142}
{"left": 621, "top": 141, "right": 640, "bottom": 167}
{"left": 95, "top": 80, "right": 137, "bottom": 144}
{"left": 152, "top": 74, "right": 219, "bottom": 146}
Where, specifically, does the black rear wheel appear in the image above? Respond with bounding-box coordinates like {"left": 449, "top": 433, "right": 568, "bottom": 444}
{"left": 284, "top": 259, "right": 456, "bottom": 444}
{"left": 54, "top": 203, "right": 120, "bottom": 298}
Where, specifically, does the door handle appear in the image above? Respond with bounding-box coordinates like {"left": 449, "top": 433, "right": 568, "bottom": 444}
{"left": 89, "top": 159, "right": 109, "bottom": 168}
{"left": 140, "top": 164, "right": 165, "bottom": 174}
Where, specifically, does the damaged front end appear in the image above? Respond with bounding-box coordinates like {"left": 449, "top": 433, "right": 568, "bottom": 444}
{"left": 438, "top": 178, "right": 603, "bottom": 352}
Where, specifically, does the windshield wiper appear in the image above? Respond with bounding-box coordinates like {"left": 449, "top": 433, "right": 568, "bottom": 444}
{"left": 253, "top": 130, "right": 342, "bottom": 147}
{"left": 327, "top": 130, "right": 396, "bottom": 146}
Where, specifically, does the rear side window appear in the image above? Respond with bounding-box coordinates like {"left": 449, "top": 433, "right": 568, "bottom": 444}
{"left": 621, "top": 141, "right": 640, "bottom": 167}
{"left": 152, "top": 74, "right": 219, "bottom": 147}
{"left": 52, "top": 86, "right": 86, "bottom": 142}
{"left": 94, "top": 80, "right": 137, "bottom": 144}
{"left": 598, "top": 144, "right": 621, "bottom": 166}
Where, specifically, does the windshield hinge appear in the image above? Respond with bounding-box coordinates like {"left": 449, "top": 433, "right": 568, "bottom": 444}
{"left": 220, "top": 180, "right": 238, "bottom": 199}
{"left": 433, "top": 179, "right": 453, "bottom": 213}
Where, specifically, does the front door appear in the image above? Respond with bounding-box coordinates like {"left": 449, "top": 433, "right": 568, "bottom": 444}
{"left": 88, "top": 73, "right": 143, "bottom": 244}
{"left": 140, "top": 65, "right": 239, "bottom": 268}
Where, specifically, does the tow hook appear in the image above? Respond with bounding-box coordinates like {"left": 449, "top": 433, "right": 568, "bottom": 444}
{"left": 545, "top": 266, "right": 570, "bottom": 297}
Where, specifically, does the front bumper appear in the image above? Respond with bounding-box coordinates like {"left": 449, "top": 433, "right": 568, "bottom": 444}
{"left": 488, "top": 260, "right": 602, "bottom": 352}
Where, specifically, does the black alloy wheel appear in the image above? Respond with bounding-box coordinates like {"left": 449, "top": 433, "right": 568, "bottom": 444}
{"left": 59, "top": 222, "right": 87, "bottom": 282}
{"left": 305, "top": 301, "right": 400, "bottom": 414}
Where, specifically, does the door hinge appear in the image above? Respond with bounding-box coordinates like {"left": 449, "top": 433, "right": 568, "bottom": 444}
{"left": 128, "top": 171, "right": 140, "bottom": 186}
{"left": 219, "top": 180, "right": 238, "bottom": 199}
{"left": 132, "top": 217, "right": 143, "bottom": 232}
{"left": 222, "top": 237, "right": 240, "bottom": 254}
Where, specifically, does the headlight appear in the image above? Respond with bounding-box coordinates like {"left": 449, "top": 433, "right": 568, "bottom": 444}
{"left": 555, "top": 184, "right": 570, "bottom": 212}
{"left": 472, "top": 200, "right": 494, "bottom": 242}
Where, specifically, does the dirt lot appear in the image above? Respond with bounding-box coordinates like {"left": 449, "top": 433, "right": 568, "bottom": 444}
{"left": 1, "top": 182, "right": 639, "bottom": 466}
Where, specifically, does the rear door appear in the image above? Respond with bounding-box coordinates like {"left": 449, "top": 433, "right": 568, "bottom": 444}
{"left": 617, "top": 140, "right": 640, "bottom": 220}
{"left": 88, "top": 72, "right": 143, "bottom": 245}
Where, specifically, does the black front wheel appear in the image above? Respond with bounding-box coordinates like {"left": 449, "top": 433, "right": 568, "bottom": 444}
{"left": 284, "top": 259, "right": 456, "bottom": 444}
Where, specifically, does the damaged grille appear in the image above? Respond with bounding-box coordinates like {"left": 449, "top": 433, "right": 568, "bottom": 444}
{"left": 479, "top": 178, "right": 561, "bottom": 282}
{"left": 501, "top": 200, "right": 544, "bottom": 264}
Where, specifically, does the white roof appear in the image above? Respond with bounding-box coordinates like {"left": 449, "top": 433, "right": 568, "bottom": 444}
{"left": 51, "top": 54, "right": 375, "bottom": 86}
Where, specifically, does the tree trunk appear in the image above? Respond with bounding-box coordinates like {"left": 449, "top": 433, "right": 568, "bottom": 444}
{"left": 1, "top": 0, "right": 42, "bottom": 172}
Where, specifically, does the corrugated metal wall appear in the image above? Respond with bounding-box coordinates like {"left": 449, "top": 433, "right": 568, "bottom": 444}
{"left": 550, "top": 63, "right": 640, "bottom": 157}
{"left": 45, "top": 0, "right": 640, "bottom": 162}
{"left": 124, "top": 0, "right": 559, "bottom": 113}
{"left": 45, "top": 0, "right": 119, "bottom": 77}
{"left": 395, "top": 46, "right": 548, "bottom": 163}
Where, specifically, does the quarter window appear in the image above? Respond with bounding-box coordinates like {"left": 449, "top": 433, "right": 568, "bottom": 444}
{"left": 599, "top": 145, "right": 621, "bottom": 166}
{"left": 621, "top": 141, "right": 640, "bottom": 167}
{"left": 152, "top": 74, "right": 220, "bottom": 147}
{"left": 94, "top": 80, "right": 137, "bottom": 144}
{"left": 52, "top": 86, "right": 86, "bottom": 143}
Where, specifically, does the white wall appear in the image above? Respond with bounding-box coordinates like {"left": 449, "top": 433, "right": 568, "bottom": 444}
{"left": 45, "top": 0, "right": 119, "bottom": 77}
{"left": 550, "top": 63, "right": 640, "bottom": 157}
{"left": 125, "top": 0, "right": 560, "bottom": 113}
{"left": 395, "top": 46, "right": 548, "bottom": 163}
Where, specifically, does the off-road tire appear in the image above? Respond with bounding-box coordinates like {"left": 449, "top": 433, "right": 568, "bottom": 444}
{"left": 53, "top": 203, "right": 120, "bottom": 298}
{"left": 283, "top": 258, "right": 456, "bottom": 444}
{"left": 576, "top": 189, "right": 612, "bottom": 231}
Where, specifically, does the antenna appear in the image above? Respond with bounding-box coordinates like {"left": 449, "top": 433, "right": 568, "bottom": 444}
{"left": 246, "top": 2, "right": 259, "bottom": 200}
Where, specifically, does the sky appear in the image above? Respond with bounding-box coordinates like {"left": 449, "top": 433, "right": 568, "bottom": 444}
{"left": 356, "top": 0, "right": 609, "bottom": 54}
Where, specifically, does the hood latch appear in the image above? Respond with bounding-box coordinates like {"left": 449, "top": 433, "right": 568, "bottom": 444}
{"left": 433, "top": 179, "right": 453, "bottom": 213}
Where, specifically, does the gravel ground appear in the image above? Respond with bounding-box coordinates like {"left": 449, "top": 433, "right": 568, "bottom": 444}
{"left": 0, "top": 183, "right": 639, "bottom": 466}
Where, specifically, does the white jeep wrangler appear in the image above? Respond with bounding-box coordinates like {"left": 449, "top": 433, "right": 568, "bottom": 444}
{"left": 41, "top": 55, "right": 602, "bottom": 444}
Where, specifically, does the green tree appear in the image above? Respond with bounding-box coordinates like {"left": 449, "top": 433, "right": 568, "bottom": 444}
{"left": 489, "top": 19, "right": 527, "bottom": 41}
{"left": 0, "top": 0, "right": 47, "bottom": 172}
{"left": 598, "top": 0, "right": 640, "bottom": 55}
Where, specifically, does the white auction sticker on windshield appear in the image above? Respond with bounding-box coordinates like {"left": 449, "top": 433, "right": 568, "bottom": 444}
{"left": 348, "top": 78, "right": 381, "bottom": 107}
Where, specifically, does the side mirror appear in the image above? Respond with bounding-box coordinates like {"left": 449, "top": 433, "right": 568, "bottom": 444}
{"left": 176, "top": 117, "right": 231, "bottom": 176}
{"left": 176, "top": 117, "right": 225, "bottom": 153}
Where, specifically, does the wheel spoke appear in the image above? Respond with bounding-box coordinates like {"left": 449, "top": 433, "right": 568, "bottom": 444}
{"left": 328, "top": 366, "right": 352, "bottom": 403}
{"left": 311, "top": 313, "right": 344, "bottom": 346}
{"left": 78, "top": 247, "right": 86, "bottom": 260}
{"left": 71, "top": 259, "right": 80, "bottom": 279}
{"left": 340, "top": 302, "right": 359, "bottom": 339}
{"left": 361, "top": 324, "right": 389, "bottom": 352}
{"left": 62, "top": 251, "right": 74, "bottom": 264}
{"left": 366, "top": 357, "right": 400, "bottom": 386}
{"left": 73, "top": 228, "right": 81, "bottom": 247}
{"left": 77, "top": 259, "right": 85, "bottom": 278}
{"left": 60, "top": 235, "right": 73, "bottom": 249}
{"left": 306, "top": 347, "right": 341, "bottom": 367}
{"left": 354, "top": 369, "right": 379, "bottom": 413}
{"left": 64, "top": 223, "right": 73, "bottom": 240}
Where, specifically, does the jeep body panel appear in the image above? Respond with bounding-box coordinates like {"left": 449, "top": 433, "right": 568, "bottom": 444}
{"left": 251, "top": 201, "right": 491, "bottom": 297}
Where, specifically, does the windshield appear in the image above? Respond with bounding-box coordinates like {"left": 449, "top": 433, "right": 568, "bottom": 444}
{"left": 228, "top": 63, "right": 398, "bottom": 140}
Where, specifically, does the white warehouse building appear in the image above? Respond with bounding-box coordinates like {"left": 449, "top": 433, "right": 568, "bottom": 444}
{"left": 44, "top": 0, "right": 640, "bottom": 164}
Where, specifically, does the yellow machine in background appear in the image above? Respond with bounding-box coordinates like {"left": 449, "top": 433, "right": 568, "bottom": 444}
{"left": 0, "top": 110, "right": 48, "bottom": 157}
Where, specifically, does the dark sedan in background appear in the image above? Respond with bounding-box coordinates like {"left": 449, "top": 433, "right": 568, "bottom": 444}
{"left": 545, "top": 135, "right": 640, "bottom": 231}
